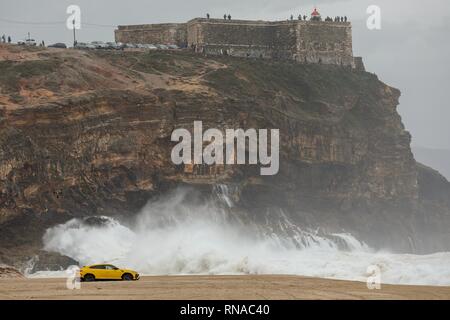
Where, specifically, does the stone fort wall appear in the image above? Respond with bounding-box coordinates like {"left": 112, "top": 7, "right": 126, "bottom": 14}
{"left": 115, "top": 18, "right": 361, "bottom": 68}
{"left": 187, "top": 19, "right": 296, "bottom": 60}
{"left": 115, "top": 23, "right": 187, "bottom": 46}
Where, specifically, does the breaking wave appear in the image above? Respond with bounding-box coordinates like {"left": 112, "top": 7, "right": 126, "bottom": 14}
{"left": 40, "top": 187, "right": 450, "bottom": 286}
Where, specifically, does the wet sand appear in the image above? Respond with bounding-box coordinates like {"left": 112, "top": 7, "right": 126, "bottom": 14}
{"left": 1, "top": 275, "right": 449, "bottom": 300}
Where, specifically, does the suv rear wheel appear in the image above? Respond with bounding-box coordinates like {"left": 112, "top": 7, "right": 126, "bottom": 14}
{"left": 83, "top": 274, "right": 95, "bottom": 282}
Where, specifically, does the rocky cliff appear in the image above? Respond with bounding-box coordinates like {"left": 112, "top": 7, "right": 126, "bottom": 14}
{"left": 0, "top": 44, "right": 449, "bottom": 268}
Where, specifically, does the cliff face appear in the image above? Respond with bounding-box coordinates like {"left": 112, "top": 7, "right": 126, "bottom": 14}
{"left": 0, "top": 44, "right": 449, "bottom": 266}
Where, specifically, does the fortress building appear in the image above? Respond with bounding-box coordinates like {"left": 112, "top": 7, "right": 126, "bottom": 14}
{"left": 115, "top": 9, "right": 364, "bottom": 69}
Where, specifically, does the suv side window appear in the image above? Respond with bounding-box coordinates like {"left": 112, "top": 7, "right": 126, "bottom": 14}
{"left": 105, "top": 265, "right": 118, "bottom": 270}
{"left": 91, "top": 265, "right": 105, "bottom": 269}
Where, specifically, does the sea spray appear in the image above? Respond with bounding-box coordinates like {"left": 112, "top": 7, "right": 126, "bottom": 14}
{"left": 40, "top": 188, "right": 450, "bottom": 285}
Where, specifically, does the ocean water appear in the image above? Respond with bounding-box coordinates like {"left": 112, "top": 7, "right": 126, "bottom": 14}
{"left": 33, "top": 187, "right": 450, "bottom": 286}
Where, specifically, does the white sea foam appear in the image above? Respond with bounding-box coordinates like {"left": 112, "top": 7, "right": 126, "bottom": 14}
{"left": 38, "top": 188, "right": 450, "bottom": 286}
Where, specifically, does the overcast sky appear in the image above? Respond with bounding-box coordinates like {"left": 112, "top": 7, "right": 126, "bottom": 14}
{"left": 1, "top": 0, "right": 449, "bottom": 149}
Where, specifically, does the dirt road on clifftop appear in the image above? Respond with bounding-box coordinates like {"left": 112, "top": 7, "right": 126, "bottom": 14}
{"left": 1, "top": 275, "right": 449, "bottom": 300}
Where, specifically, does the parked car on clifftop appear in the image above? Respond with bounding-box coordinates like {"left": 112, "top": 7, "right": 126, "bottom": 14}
{"left": 105, "top": 42, "right": 120, "bottom": 50}
{"left": 144, "top": 44, "right": 158, "bottom": 50}
{"left": 74, "top": 42, "right": 91, "bottom": 49}
{"left": 80, "top": 264, "right": 140, "bottom": 281}
{"left": 17, "top": 39, "right": 37, "bottom": 46}
{"left": 48, "top": 43, "right": 67, "bottom": 49}
{"left": 91, "top": 41, "right": 107, "bottom": 49}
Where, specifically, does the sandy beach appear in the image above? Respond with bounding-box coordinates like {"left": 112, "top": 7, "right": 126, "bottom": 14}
{"left": 1, "top": 275, "right": 449, "bottom": 300}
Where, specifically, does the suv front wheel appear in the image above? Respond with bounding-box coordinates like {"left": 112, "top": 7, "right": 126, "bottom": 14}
{"left": 122, "top": 273, "right": 133, "bottom": 281}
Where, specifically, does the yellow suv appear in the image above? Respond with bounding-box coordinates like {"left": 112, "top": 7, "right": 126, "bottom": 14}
{"left": 80, "top": 264, "right": 140, "bottom": 281}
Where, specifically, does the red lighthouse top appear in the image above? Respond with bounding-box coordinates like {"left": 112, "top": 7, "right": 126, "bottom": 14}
{"left": 311, "top": 8, "right": 321, "bottom": 16}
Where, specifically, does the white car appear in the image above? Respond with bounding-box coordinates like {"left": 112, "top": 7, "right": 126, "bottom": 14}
{"left": 18, "top": 39, "right": 37, "bottom": 46}
{"left": 91, "top": 41, "right": 107, "bottom": 49}
{"left": 74, "top": 42, "right": 87, "bottom": 49}
{"left": 105, "top": 42, "right": 120, "bottom": 50}
{"left": 144, "top": 44, "right": 158, "bottom": 50}
{"left": 75, "top": 42, "right": 96, "bottom": 50}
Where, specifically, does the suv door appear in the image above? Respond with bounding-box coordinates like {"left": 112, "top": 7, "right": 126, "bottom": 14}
{"left": 104, "top": 265, "right": 122, "bottom": 279}
{"left": 90, "top": 265, "right": 107, "bottom": 279}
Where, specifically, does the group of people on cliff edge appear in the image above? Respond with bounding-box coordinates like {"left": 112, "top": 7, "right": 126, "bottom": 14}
{"left": 285, "top": 14, "right": 349, "bottom": 22}
{"left": 205, "top": 13, "right": 232, "bottom": 20}
{"left": 203, "top": 12, "right": 347, "bottom": 23}
{"left": 1, "top": 34, "right": 12, "bottom": 43}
